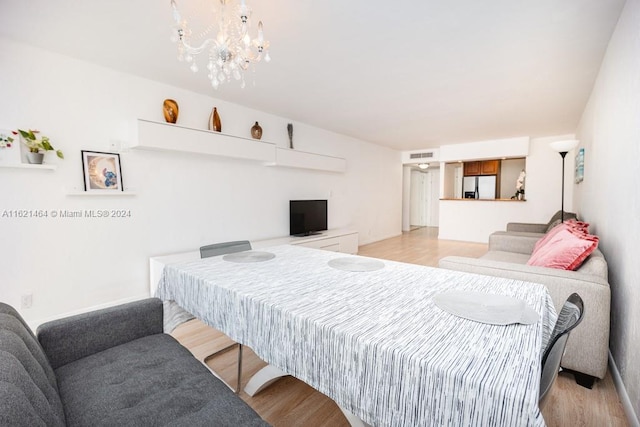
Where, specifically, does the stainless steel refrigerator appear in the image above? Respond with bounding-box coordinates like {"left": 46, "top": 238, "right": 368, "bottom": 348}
{"left": 463, "top": 175, "right": 496, "bottom": 199}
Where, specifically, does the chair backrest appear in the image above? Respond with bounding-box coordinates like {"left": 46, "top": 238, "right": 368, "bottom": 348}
{"left": 539, "top": 293, "right": 584, "bottom": 405}
{"left": 200, "top": 240, "right": 252, "bottom": 258}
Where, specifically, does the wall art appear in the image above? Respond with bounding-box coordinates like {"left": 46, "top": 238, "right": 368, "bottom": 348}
{"left": 575, "top": 147, "right": 584, "bottom": 183}
{"left": 0, "top": 129, "right": 20, "bottom": 165}
{"left": 81, "top": 150, "right": 123, "bottom": 191}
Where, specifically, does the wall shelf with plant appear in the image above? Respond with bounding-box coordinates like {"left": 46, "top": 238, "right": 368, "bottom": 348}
{"left": 13, "top": 129, "right": 64, "bottom": 165}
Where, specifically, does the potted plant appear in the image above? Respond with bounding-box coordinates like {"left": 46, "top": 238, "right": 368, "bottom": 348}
{"left": 14, "top": 129, "right": 64, "bottom": 164}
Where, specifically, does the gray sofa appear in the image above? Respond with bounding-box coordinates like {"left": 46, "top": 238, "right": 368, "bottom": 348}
{"left": 504, "top": 210, "right": 578, "bottom": 236}
{"left": 0, "top": 298, "right": 269, "bottom": 426}
{"left": 439, "top": 225, "right": 610, "bottom": 388}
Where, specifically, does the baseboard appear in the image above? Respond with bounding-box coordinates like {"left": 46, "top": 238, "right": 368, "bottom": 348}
{"left": 27, "top": 294, "right": 150, "bottom": 331}
{"left": 358, "top": 232, "right": 402, "bottom": 247}
{"left": 609, "top": 350, "right": 640, "bottom": 427}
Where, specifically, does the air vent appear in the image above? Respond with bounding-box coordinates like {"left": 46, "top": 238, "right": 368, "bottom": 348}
{"left": 409, "top": 152, "right": 434, "bottom": 159}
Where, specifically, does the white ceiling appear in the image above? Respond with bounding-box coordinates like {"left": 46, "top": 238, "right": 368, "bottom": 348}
{"left": 0, "top": 0, "right": 626, "bottom": 151}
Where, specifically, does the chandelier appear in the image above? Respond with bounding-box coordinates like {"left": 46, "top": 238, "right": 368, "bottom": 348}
{"left": 170, "top": 0, "right": 271, "bottom": 89}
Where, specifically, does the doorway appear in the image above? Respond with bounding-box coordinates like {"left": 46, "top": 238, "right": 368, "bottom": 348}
{"left": 409, "top": 168, "right": 440, "bottom": 229}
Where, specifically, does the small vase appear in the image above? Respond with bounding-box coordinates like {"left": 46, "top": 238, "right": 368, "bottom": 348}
{"left": 251, "top": 122, "right": 263, "bottom": 140}
{"left": 209, "top": 107, "right": 221, "bottom": 132}
{"left": 163, "top": 99, "right": 179, "bottom": 124}
{"left": 287, "top": 123, "right": 293, "bottom": 149}
{"left": 26, "top": 152, "right": 44, "bottom": 164}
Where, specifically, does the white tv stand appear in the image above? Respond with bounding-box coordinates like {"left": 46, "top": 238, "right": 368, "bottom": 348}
{"left": 251, "top": 228, "right": 358, "bottom": 253}
{"left": 149, "top": 228, "right": 358, "bottom": 295}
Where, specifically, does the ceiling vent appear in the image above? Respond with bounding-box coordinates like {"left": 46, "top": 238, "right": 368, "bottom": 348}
{"left": 409, "top": 152, "right": 434, "bottom": 159}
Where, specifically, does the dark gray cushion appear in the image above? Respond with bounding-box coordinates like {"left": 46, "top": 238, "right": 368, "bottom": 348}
{"left": 0, "top": 352, "right": 65, "bottom": 427}
{"left": 0, "top": 304, "right": 66, "bottom": 426}
{"left": 38, "top": 298, "right": 164, "bottom": 370}
{"left": 55, "top": 333, "right": 269, "bottom": 427}
{"left": 546, "top": 210, "right": 578, "bottom": 233}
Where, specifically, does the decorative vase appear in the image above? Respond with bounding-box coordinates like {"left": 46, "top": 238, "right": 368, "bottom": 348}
{"left": 287, "top": 123, "right": 293, "bottom": 149}
{"left": 250, "top": 122, "right": 263, "bottom": 140}
{"left": 26, "top": 152, "right": 44, "bottom": 165}
{"left": 209, "top": 107, "right": 221, "bottom": 132}
{"left": 163, "top": 99, "right": 179, "bottom": 124}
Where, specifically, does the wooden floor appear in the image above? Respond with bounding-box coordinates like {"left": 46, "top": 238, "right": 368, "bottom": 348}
{"left": 172, "top": 227, "right": 628, "bottom": 427}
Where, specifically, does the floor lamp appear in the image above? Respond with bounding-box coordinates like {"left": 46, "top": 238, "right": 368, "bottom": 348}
{"left": 549, "top": 140, "right": 579, "bottom": 223}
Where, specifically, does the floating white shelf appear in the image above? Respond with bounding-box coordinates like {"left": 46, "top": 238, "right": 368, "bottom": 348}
{"left": 269, "top": 147, "right": 346, "bottom": 173}
{"left": 0, "top": 163, "right": 57, "bottom": 170}
{"left": 133, "top": 119, "right": 276, "bottom": 163}
{"left": 132, "top": 119, "right": 346, "bottom": 173}
{"left": 66, "top": 191, "right": 137, "bottom": 197}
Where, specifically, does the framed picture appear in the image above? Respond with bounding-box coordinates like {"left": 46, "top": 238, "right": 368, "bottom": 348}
{"left": 81, "top": 150, "right": 123, "bottom": 191}
{"left": 0, "top": 129, "right": 21, "bottom": 165}
{"left": 575, "top": 147, "right": 584, "bottom": 183}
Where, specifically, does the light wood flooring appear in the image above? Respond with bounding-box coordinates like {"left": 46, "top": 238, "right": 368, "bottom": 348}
{"left": 172, "top": 227, "right": 628, "bottom": 427}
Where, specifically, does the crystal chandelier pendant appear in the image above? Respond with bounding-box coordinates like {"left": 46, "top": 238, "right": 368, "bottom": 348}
{"left": 170, "top": 0, "right": 271, "bottom": 90}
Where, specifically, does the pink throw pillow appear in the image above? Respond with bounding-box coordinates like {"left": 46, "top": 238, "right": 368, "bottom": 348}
{"left": 566, "top": 220, "right": 590, "bottom": 233}
{"left": 528, "top": 226, "right": 598, "bottom": 270}
{"left": 532, "top": 220, "right": 590, "bottom": 254}
{"left": 533, "top": 222, "right": 569, "bottom": 254}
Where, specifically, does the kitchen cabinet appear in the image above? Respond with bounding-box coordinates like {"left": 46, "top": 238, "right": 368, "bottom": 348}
{"left": 463, "top": 160, "right": 500, "bottom": 176}
{"left": 481, "top": 160, "right": 500, "bottom": 175}
{"left": 463, "top": 161, "right": 481, "bottom": 176}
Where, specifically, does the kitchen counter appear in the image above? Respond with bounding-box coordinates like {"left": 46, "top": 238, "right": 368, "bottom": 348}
{"left": 440, "top": 198, "right": 526, "bottom": 202}
{"left": 439, "top": 198, "right": 531, "bottom": 242}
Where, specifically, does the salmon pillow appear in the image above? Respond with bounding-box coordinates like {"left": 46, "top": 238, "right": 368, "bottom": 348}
{"left": 532, "top": 220, "right": 590, "bottom": 254}
{"left": 528, "top": 225, "right": 599, "bottom": 270}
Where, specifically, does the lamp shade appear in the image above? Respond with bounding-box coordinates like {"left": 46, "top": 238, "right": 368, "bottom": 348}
{"left": 549, "top": 140, "right": 579, "bottom": 153}
{"left": 418, "top": 163, "right": 429, "bottom": 170}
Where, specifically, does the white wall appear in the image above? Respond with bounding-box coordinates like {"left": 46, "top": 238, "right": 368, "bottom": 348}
{"left": 428, "top": 169, "right": 440, "bottom": 227}
{"left": 439, "top": 135, "right": 576, "bottom": 243}
{"left": 442, "top": 163, "right": 463, "bottom": 199}
{"left": 0, "top": 38, "right": 402, "bottom": 323}
{"left": 401, "top": 166, "right": 411, "bottom": 231}
{"left": 573, "top": 0, "right": 640, "bottom": 422}
{"left": 439, "top": 137, "right": 529, "bottom": 162}
{"left": 499, "top": 158, "right": 526, "bottom": 199}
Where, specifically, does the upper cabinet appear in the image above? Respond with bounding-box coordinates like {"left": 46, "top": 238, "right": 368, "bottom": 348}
{"left": 481, "top": 159, "right": 500, "bottom": 175}
{"left": 464, "top": 160, "right": 500, "bottom": 176}
{"left": 463, "top": 161, "right": 481, "bottom": 176}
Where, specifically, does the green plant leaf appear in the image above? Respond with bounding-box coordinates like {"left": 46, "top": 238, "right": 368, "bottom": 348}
{"left": 41, "top": 140, "right": 54, "bottom": 151}
{"left": 56, "top": 150, "right": 64, "bottom": 159}
{"left": 18, "top": 129, "right": 31, "bottom": 139}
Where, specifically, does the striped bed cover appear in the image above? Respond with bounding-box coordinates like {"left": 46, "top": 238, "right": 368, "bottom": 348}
{"left": 157, "top": 244, "right": 556, "bottom": 426}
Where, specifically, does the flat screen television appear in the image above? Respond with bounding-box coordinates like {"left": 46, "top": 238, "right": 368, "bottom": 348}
{"left": 289, "top": 200, "right": 328, "bottom": 236}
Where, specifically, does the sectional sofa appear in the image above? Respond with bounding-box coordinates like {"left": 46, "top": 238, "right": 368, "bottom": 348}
{"left": 0, "top": 298, "right": 269, "bottom": 426}
{"left": 439, "top": 216, "right": 610, "bottom": 387}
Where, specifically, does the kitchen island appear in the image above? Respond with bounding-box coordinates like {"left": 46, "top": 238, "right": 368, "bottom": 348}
{"left": 438, "top": 198, "right": 530, "bottom": 243}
